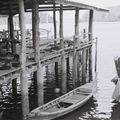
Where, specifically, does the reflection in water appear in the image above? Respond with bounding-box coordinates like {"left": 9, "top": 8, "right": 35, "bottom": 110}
{"left": 111, "top": 102, "right": 120, "bottom": 120}
{"left": 55, "top": 97, "right": 97, "bottom": 120}
{"left": 0, "top": 22, "right": 120, "bottom": 120}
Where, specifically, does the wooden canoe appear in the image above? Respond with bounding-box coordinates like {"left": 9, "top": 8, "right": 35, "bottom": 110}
{"left": 26, "top": 80, "right": 96, "bottom": 120}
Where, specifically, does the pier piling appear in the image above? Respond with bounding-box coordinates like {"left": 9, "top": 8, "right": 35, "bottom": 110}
{"left": 32, "top": 0, "right": 43, "bottom": 106}
{"left": 59, "top": 4, "right": 67, "bottom": 94}
{"left": 73, "top": 8, "right": 79, "bottom": 88}
{"left": 9, "top": 6, "right": 16, "bottom": 54}
{"left": 12, "top": 79, "right": 17, "bottom": 108}
{"left": 18, "top": 0, "right": 29, "bottom": 119}
{"left": 88, "top": 10, "right": 94, "bottom": 81}
{"left": 82, "top": 29, "right": 87, "bottom": 84}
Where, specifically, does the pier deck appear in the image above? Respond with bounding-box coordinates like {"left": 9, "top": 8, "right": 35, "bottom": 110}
{"left": 0, "top": 40, "right": 92, "bottom": 84}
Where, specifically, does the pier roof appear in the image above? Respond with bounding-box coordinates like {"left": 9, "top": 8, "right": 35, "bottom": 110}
{"left": 54, "top": 0, "right": 109, "bottom": 12}
{"left": 0, "top": 0, "right": 109, "bottom": 15}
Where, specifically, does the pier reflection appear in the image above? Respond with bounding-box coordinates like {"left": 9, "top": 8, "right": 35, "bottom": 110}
{"left": 0, "top": 50, "right": 120, "bottom": 120}
{"left": 111, "top": 102, "right": 120, "bottom": 120}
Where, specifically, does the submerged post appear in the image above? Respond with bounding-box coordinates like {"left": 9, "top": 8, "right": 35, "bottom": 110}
{"left": 18, "top": 0, "right": 29, "bottom": 119}
{"left": 32, "top": 0, "right": 43, "bottom": 106}
{"left": 73, "top": 8, "right": 79, "bottom": 88}
{"left": 53, "top": 1, "right": 59, "bottom": 86}
{"left": 82, "top": 29, "right": 87, "bottom": 84}
{"left": 12, "top": 79, "right": 17, "bottom": 109}
{"left": 88, "top": 10, "right": 94, "bottom": 81}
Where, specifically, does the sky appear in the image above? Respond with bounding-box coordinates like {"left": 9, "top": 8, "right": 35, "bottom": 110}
{"left": 73, "top": 0, "right": 120, "bottom": 7}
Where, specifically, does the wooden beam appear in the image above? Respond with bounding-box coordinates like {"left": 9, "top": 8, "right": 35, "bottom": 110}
{"left": 18, "top": 0, "right": 29, "bottom": 119}
{"left": 88, "top": 10, "right": 93, "bottom": 81}
{"left": 32, "top": 0, "right": 43, "bottom": 106}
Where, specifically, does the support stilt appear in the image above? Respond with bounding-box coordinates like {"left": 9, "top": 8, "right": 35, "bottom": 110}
{"left": 32, "top": 0, "right": 43, "bottom": 106}
{"left": 18, "top": 0, "right": 29, "bottom": 119}
{"left": 73, "top": 8, "right": 79, "bottom": 88}
{"left": 59, "top": 4, "right": 67, "bottom": 94}
{"left": 82, "top": 29, "right": 87, "bottom": 84}
{"left": 88, "top": 10, "right": 94, "bottom": 81}
{"left": 53, "top": 0, "right": 57, "bottom": 44}
{"left": 12, "top": 79, "right": 17, "bottom": 109}
{"left": 9, "top": 6, "right": 16, "bottom": 53}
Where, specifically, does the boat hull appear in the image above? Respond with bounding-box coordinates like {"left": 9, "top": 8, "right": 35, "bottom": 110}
{"left": 26, "top": 78, "right": 97, "bottom": 120}
{"left": 30, "top": 94, "right": 93, "bottom": 120}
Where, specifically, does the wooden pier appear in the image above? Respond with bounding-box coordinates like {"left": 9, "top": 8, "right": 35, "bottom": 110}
{"left": 0, "top": 0, "right": 108, "bottom": 120}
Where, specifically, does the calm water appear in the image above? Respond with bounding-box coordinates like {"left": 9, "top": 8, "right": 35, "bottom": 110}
{"left": 1, "top": 22, "right": 120, "bottom": 120}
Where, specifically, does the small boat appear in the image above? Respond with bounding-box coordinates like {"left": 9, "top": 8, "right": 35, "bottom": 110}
{"left": 26, "top": 77, "right": 96, "bottom": 120}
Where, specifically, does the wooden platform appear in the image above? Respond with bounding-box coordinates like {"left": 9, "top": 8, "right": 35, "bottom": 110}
{"left": 0, "top": 41, "right": 92, "bottom": 84}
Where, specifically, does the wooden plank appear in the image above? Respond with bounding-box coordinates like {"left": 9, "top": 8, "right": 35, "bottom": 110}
{"left": 63, "top": 94, "right": 87, "bottom": 104}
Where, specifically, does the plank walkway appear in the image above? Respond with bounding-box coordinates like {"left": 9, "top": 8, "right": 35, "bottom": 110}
{"left": 0, "top": 41, "right": 92, "bottom": 84}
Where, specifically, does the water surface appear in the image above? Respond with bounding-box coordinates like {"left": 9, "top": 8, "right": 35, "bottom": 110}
{"left": 1, "top": 22, "right": 120, "bottom": 120}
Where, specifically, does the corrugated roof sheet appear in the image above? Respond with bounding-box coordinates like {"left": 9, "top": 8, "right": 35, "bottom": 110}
{"left": 0, "top": 0, "right": 109, "bottom": 15}
{"left": 54, "top": 0, "right": 109, "bottom": 12}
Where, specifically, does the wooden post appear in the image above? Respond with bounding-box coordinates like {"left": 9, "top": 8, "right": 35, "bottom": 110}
{"left": 55, "top": 62, "right": 58, "bottom": 86}
{"left": 9, "top": 6, "right": 16, "bottom": 54}
{"left": 61, "top": 55, "right": 67, "bottom": 94}
{"left": 53, "top": 1, "right": 57, "bottom": 44}
{"left": 18, "top": 0, "right": 29, "bottom": 119}
{"left": 32, "top": 7, "right": 35, "bottom": 48}
{"left": 85, "top": 48, "right": 89, "bottom": 82}
{"left": 12, "top": 79, "right": 17, "bottom": 109}
{"left": 75, "top": 8, "right": 79, "bottom": 36}
{"left": 73, "top": 36, "right": 77, "bottom": 88}
{"left": 77, "top": 51, "right": 82, "bottom": 86}
{"left": 53, "top": 1, "right": 59, "bottom": 86}
{"left": 33, "top": 72, "right": 38, "bottom": 98}
{"left": 59, "top": 4, "right": 67, "bottom": 94}
{"left": 82, "top": 29, "right": 87, "bottom": 84}
{"left": 60, "top": 4, "right": 64, "bottom": 49}
{"left": 88, "top": 10, "right": 94, "bottom": 81}
{"left": 73, "top": 8, "right": 79, "bottom": 88}
{"left": 66, "top": 57, "right": 70, "bottom": 81}
{"left": 32, "top": 0, "right": 43, "bottom": 106}
{"left": 95, "top": 38, "right": 98, "bottom": 72}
